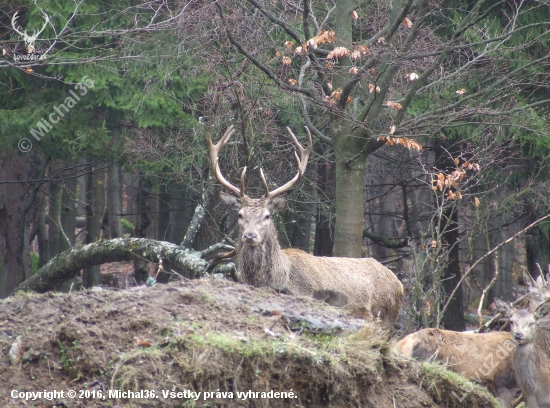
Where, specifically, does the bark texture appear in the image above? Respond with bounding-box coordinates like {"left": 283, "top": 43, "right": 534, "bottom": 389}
{"left": 12, "top": 238, "right": 210, "bottom": 294}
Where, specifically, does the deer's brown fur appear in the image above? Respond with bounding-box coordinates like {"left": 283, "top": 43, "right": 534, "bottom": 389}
{"left": 510, "top": 298, "right": 550, "bottom": 407}
{"left": 395, "top": 328, "right": 517, "bottom": 407}
{"left": 211, "top": 126, "right": 403, "bottom": 331}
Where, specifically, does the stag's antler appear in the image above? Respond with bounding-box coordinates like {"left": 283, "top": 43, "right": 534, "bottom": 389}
{"left": 260, "top": 126, "right": 312, "bottom": 199}
{"left": 11, "top": 11, "right": 49, "bottom": 42}
{"left": 207, "top": 125, "right": 247, "bottom": 197}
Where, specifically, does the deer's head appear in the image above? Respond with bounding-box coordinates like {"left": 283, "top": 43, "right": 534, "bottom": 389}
{"left": 208, "top": 126, "right": 312, "bottom": 247}
{"left": 510, "top": 309, "right": 536, "bottom": 345}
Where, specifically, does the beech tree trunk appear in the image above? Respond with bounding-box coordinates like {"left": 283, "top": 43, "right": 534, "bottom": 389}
{"left": 314, "top": 158, "right": 335, "bottom": 256}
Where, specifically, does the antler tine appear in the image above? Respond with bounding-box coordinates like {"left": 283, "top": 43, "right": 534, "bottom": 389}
{"left": 240, "top": 166, "right": 247, "bottom": 196}
{"left": 207, "top": 125, "right": 244, "bottom": 197}
{"left": 34, "top": 13, "right": 49, "bottom": 38}
{"left": 11, "top": 11, "right": 25, "bottom": 37}
{"left": 264, "top": 126, "right": 313, "bottom": 199}
{"left": 259, "top": 168, "right": 269, "bottom": 196}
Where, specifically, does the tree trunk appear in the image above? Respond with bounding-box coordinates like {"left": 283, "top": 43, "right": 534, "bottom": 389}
{"left": 82, "top": 165, "right": 105, "bottom": 288}
{"left": 37, "top": 200, "right": 50, "bottom": 267}
{"left": 0, "top": 152, "right": 31, "bottom": 297}
{"left": 48, "top": 174, "right": 62, "bottom": 259}
{"left": 441, "top": 206, "right": 465, "bottom": 331}
{"left": 60, "top": 175, "right": 76, "bottom": 252}
{"left": 434, "top": 140, "right": 465, "bottom": 330}
{"left": 294, "top": 210, "right": 313, "bottom": 252}
{"left": 158, "top": 184, "right": 171, "bottom": 241}
{"left": 169, "top": 186, "right": 198, "bottom": 245}
{"left": 106, "top": 160, "right": 122, "bottom": 239}
{"left": 133, "top": 175, "right": 152, "bottom": 284}
{"left": 314, "top": 158, "right": 335, "bottom": 256}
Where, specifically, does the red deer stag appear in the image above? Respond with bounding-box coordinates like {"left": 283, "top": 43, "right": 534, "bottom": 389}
{"left": 507, "top": 272, "right": 550, "bottom": 408}
{"left": 208, "top": 125, "right": 404, "bottom": 331}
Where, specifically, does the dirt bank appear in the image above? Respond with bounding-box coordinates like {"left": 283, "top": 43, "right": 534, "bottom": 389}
{"left": 0, "top": 279, "right": 498, "bottom": 407}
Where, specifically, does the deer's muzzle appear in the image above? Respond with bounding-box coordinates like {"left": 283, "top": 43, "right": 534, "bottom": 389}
{"left": 242, "top": 232, "right": 258, "bottom": 245}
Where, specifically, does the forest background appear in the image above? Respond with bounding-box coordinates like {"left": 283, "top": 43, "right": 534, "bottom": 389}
{"left": 2, "top": 0, "right": 550, "bottom": 332}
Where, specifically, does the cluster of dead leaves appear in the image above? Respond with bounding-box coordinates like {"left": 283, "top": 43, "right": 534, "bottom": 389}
{"left": 377, "top": 135, "right": 422, "bottom": 151}
{"left": 327, "top": 46, "right": 350, "bottom": 59}
{"left": 431, "top": 159, "right": 481, "bottom": 200}
{"left": 351, "top": 45, "right": 369, "bottom": 60}
{"left": 384, "top": 101, "right": 403, "bottom": 110}
{"left": 306, "top": 29, "right": 336, "bottom": 50}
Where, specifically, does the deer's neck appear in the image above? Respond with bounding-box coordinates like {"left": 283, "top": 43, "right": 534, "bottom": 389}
{"left": 236, "top": 230, "right": 289, "bottom": 288}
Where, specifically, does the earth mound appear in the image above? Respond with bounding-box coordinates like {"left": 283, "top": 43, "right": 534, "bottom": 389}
{"left": 0, "top": 279, "right": 498, "bottom": 407}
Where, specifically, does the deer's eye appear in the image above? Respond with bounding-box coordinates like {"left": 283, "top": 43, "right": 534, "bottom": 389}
{"left": 264, "top": 215, "right": 270, "bottom": 220}
{"left": 238, "top": 213, "right": 243, "bottom": 219}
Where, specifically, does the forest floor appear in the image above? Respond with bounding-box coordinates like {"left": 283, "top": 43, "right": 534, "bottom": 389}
{"left": 0, "top": 276, "right": 499, "bottom": 408}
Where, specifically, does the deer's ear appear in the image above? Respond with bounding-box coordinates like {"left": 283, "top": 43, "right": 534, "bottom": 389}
{"left": 267, "top": 195, "right": 286, "bottom": 214}
{"left": 535, "top": 298, "right": 550, "bottom": 321}
{"left": 219, "top": 191, "right": 241, "bottom": 212}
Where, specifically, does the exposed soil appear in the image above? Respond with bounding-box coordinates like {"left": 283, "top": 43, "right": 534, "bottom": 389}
{"left": 0, "top": 278, "right": 498, "bottom": 407}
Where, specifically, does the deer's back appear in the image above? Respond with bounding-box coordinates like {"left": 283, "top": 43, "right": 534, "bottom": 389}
{"left": 396, "top": 328, "right": 515, "bottom": 386}
{"left": 282, "top": 248, "right": 403, "bottom": 326}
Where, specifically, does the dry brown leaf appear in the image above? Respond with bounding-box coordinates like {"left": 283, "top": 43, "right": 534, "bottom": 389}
{"left": 403, "top": 17, "right": 413, "bottom": 29}
{"left": 282, "top": 56, "right": 292, "bottom": 65}
{"left": 136, "top": 339, "right": 152, "bottom": 347}
{"left": 349, "top": 66, "right": 359, "bottom": 75}
{"left": 327, "top": 46, "right": 350, "bottom": 59}
{"left": 474, "top": 197, "right": 481, "bottom": 207}
{"left": 368, "top": 84, "right": 380, "bottom": 93}
{"left": 284, "top": 41, "right": 294, "bottom": 49}
{"left": 288, "top": 78, "right": 297, "bottom": 85}
{"left": 384, "top": 101, "right": 403, "bottom": 110}
{"left": 351, "top": 10, "right": 358, "bottom": 20}
{"left": 455, "top": 88, "right": 466, "bottom": 95}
